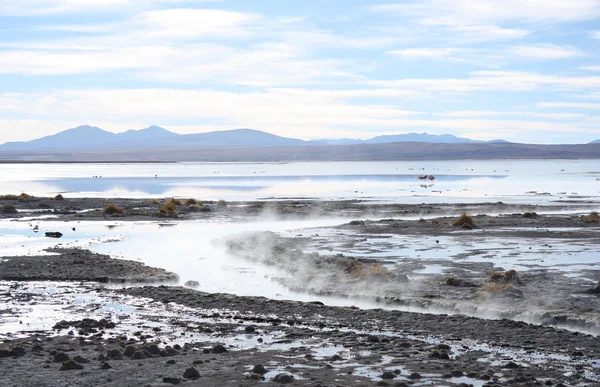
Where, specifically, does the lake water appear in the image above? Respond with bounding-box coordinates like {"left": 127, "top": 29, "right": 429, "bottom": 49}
{"left": 1, "top": 160, "right": 599, "bottom": 203}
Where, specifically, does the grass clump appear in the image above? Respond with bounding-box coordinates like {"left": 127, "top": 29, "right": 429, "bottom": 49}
{"left": 582, "top": 211, "right": 599, "bottom": 223}
{"left": 186, "top": 198, "right": 198, "bottom": 206}
{"left": 54, "top": 194, "right": 65, "bottom": 201}
{"left": 487, "top": 269, "right": 521, "bottom": 284}
{"left": 0, "top": 194, "right": 19, "bottom": 200}
{"left": 171, "top": 198, "right": 182, "bottom": 205}
{"left": 103, "top": 204, "right": 124, "bottom": 215}
{"left": 217, "top": 199, "right": 228, "bottom": 208}
{"left": 17, "top": 193, "right": 33, "bottom": 201}
{"left": 453, "top": 211, "right": 474, "bottom": 228}
{"left": 445, "top": 276, "right": 459, "bottom": 286}
{"left": 159, "top": 199, "right": 178, "bottom": 216}
{"left": 1, "top": 204, "right": 17, "bottom": 213}
{"left": 522, "top": 212, "right": 537, "bottom": 218}
{"left": 349, "top": 262, "right": 389, "bottom": 279}
{"left": 152, "top": 199, "right": 160, "bottom": 205}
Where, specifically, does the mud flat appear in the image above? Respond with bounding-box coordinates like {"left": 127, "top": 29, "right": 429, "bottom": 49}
{"left": 1, "top": 281, "right": 600, "bottom": 386}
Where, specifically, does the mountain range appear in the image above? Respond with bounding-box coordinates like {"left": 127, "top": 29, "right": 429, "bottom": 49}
{"left": 0, "top": 125, "right": 513, "bottom": 151}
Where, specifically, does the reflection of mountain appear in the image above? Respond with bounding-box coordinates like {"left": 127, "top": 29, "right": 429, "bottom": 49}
{"left": 40, "top": 174, "right": 507, "bottom": 195}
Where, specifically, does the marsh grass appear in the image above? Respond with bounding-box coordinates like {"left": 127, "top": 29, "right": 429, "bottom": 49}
{"left": 582, "top": 211, "right": 599, "bottom": 223}
{"left": 159, "top": 199, "right": 178, "bottom": 215}
{"left": 487, "top": 269, "right": 521, "bottom": 284}
{"left": 186, "top": 198, "right": 198, "bottom": 206}
{"left": 103, "top": 204, "right": 124, "bottom": 215}
{"left": 17, "top": 193, "right": 33, "bottom": 201}
{"left": 171, "top": 198, "right": 182, "bottom": 205}
{"left": 1, "top": 204, "right": 17, "bottom": 213}
{"left": 217, "top": 199, "right": 228, "bottom": 208}
{"left": 452, "top": 212, "right": 474, "bottom": 228}
{"left": 445, "top": 276, "right": 458, "bottom": 286}
{"left": 349, "top": 262, "right": 389, "bottom": 279}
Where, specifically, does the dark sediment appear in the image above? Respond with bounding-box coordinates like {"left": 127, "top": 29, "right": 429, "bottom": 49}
{"left": 0, "top": 248, "right": 178, "bottom": 283}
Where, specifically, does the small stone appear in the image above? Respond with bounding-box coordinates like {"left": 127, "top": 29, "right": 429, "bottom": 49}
{"left": 100, "top": 362, "right": 112, "bottom": 370}
{"left": 193, "top": 360, "right": 204, "bottom": 365}
{"left": 504, "top": 361, "right": 520, "bottom": 369}
{"left": 252, "top": 364, "right": 268, "bottom": 375}
{"left": 381, "top": 371, "right": 396, "bottom": 379}
{"left": 244, "top": 325, "right": 256, "bottom": 334}
{"left": 166, "top": 359, "right": 176, "bottom": 365}
{"left": 409, "top": 373, "right": 421, "bottom": 380}
{"left": 123, "top": 346, "right": 136, "bottom": 358}
{"left": 60, "top": 360, "right": 84, "bottom": 371}
{"left": 273, "top": 373, "right": 295, "bottom": 384}
{"left": 451, "top": 370, "right": 464, "bottom": 377}
{"left": 73, "top": 355, "right": 90, "bottom": 364}
{"left": 53, "top": 352, "right": 70, "bottom": 363}
{"left": 183, "top": 367, "right": 200, "bottom": 380}
{"left": 106, "top": 349, "right": 123, "bottom": 360}
{"left": 162, "top": 377, "right": 180, "bottom": 385}
{"left": 211, "top": 345, "right": 227, "bottom": 354}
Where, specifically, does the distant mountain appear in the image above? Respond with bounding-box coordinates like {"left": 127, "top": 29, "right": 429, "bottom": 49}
{"left": 590, "top": 139, "right": 600, "bottom": 144}
{"left": 312, "top": 132, "right": 507, "bottom": 145}
{"left": 0, "top": 125, "right": 310, "bottom": 151}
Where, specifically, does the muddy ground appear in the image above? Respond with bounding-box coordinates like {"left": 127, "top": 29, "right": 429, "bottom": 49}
{"left": 1, "top": 196, "right": 600, "bottom": 386}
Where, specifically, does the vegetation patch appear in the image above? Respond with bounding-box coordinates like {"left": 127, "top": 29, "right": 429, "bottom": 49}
{"left": 17, "top": 193, "right": 33, "bottom": 201}
{"left": 445, "top": 276, "right": 459, "bottom": 286}
{"left": 522, "top": 212, "right": 537, "bottom": 218}
{"left": 452, "top": 212, "right": 474, "bottom": 228}
{"left": 582, "top": 211, "right": 599, "bottom": 223}
{"left": 54, "top": 194, "right": 65, "bottom": 201}
{"left": 186, "top": 198, "right": 198, "bottom": 206}
{"left": 171, "top": 198, "right": 182, "bottom": 205}
{"left": 0, "top": 194, "right": 20, "bottom": 200}
{"left": 103, "top": 204, "right": 125, "bottom": 215}
{"left": 159, "top": 199, "right": 178, "bottom": 216}
{"left": 487, "top": 269, "right": 521, "bottom": 284}
{"left": 217, "top": 200, "right": 228, "bottom": 208}
{"left": 349, "top": 262, "right": 390, "bottom": 279}
{"left": 1, "top": 204, "right": 17, "bottom": 213}
{"left": 152, "top": 199, "right": 160, "bottom": 205}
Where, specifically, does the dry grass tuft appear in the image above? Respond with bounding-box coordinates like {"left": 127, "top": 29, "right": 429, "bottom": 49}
{"left": 481, "top": 282, "right": 513, "bottom": 293}
{"left": 453, "top": 212, "right": 474, "bottom": 228}
{"left": 152, "top": 199, "right": 160, "bottom": 205}
{"left": 103, "top": 204, "right": 124, "bottom": 215}
{"left": 1, "top": 204, "right": 17, "bottom": 213}
{"left": 186, "top": 198, "right": 198, "bottom": 206}
{"left": 54, "top": 194, "right": 64, "bottom": 201}
{"left": 582, "top": 211, "right": 599, "bottom": 223}
{"left": 159, "top": 199, "right": 178, "bottom": 216}
{"left": 17, "top": 193, "right": 33, "bottom": 201}
{"left": 522, "top": 212, "right": 537, "bottom": 218}
{"left": 445, "top": 276, "right": 459, "bottom": 286}
{"left": 0, "top": 194, "right": 20, "bottom": 200}
{"left": 171, "top": 198, "right": 182, "bottom": 205}
{"left": 487, "top": 270, "right": 521, "bottom": 284}
{"left": 217, "top": 199, "right": 228, "bottom": 208}
{"left": 349, "top": 262, "right": 389, "bottom": 279}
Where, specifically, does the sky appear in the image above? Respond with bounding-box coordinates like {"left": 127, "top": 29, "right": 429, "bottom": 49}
{"left": 0, "top": 0, "right": 599, "bottom": 144}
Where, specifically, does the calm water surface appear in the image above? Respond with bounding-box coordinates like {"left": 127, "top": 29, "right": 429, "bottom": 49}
{"left": 1, "top": 160, "right": 598, "bottom": 203}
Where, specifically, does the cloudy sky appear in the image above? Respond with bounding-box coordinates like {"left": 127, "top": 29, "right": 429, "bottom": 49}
{"left": 1, "top": 0, "right": 599, "bottom": 144}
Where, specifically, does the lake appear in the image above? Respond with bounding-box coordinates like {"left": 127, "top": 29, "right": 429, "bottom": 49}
{"left": 0, "top": 160, "right": 598, "bottom": 204}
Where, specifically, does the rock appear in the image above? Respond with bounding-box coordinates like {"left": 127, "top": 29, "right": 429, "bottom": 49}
{"left": 60, "top": 360, "right": 84, "bottom": 371}
{"left": 45, "top": 232, "right": 63, "bottom": 238}
{"left": 244, "top": 325, "right": 256, "bottom": 334}
{"left": 106, "top": 349, "right": 123, "bottom": 360}
{"left": 131, "top": 351, "right": 147, "bottom": 360}
{"left": 451, "top": 370, "right": 464, "bottom": 377}
{"left": 53, "top": 352, "right": 70, "bottom": 363}
{"left": 273, "top": 374, "right": 295, "bottom": 384}
{"left": 381, "top": 371, "right": 396, "bottom": 379}
{"left": 184, "top": 280, "right": 200, "bottom": 288}
{"left": 409, "top": 373, "right": 421, "bottom": 380}
{"left": 252, "top": 364, "right": 268, "bottom": 374}
{"left": 11, "top": 347, "right": 26, "bottom": 357}
{"left": 73, "top": 355, "right": 90, "bottom": 364}
{"left": 162, "top": 377, "right": 181, "bottom": 385}
{"left": 504, "top": 361, "right": 520, "bottom": 369}
{"left": 100, "top": 362, "right": 112, "bottom": 370}
{"left": 123, "top": 345, "right": 136, "bottom": 358}
{"left": 211, "top": 344, "right": 228, "bottom": 354}
{"left": 183, "top": 367, "right": 200, "bottom": 380}
{"left": 146, "top": 344, "right": 160, "bottom": 355}
{"left": 166, "top": 359, "right": 176, "bottom": 365}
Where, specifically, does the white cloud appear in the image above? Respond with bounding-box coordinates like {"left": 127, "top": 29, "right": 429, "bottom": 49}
{"left": 371, "top": 0, "right": 600, "bottom": 25}
{"left": 537, "top": 102, "right": 600, "bottom": 109}
{"left": 388, "top": 48, "right": 463, "bottom": 58}
{"left": 508, "top": 44, "right": 579, "bottom": 60}
{"left": 579, "top": 65, "right": 600, "bottom": 71}
{"left": 590, "top": 31, "right": 600, "bottom": 39}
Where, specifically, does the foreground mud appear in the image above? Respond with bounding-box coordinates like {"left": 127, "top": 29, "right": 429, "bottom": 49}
{"left": 1, "top": 283, "right": 600, "bottom": 386}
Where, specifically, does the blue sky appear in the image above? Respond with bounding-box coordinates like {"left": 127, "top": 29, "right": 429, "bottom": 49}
{"left": 0, "top": 0, "right": 599, "bottom": 144}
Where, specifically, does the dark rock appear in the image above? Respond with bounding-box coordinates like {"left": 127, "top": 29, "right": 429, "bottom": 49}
{"left": 504, "top": 361, "right": 520, "bottom": 369}
{"left": 166, "top": 359, "right": 176, "bottom": 365}
{"left": 53, "top": 352, "right": 70, "bottom": 363}
{"left": 409, "top": 373, "right": 421, "bottom": 380}
{"left": 211, "top": 344, "right": 228, "bottom": 354}
{"left": 273, "top": 374, "right": 295, "bottom": 384}
{"left": 183, "top": 367, "right": 200, "bottom": 380}
{"left": 184, "top": 280, "right": 200, "bottom": 288}
{"left": 147, "top": 344, "right": 160, "bottom": 355}
{"left": 252, "top": 364, "right": 268, "bottom": 375}
{"left": 45, "top": 232, "right": 63, "bottom": 238}
{"left": 244, "top": 325, "right": 256, "bottom": 334}
{"left": 11, "top": 347, "right": 26, "bottom": 357}
{"left": 193, "top": 360, "right": 204, "bottom": 365}
{"left": 162, "top": 377, "right": 180, "bottom": 385}
{"left": 123, "top": 346, "right": 136, "bottom": 358}
{"left": 100, "top": 362, "right": 112, "bottom": 370}
{"left": 381, "top": 371, "right": 396, "bottom": 379}
{"left": 451, "top": 370, "right": 464, "bottom": 377}
{"left": 131, "top": 351, "right": 147, "bottom": 360}
{"left": 60, "top": 360, "right": 84, "bottom": 371}
{"left": 73, "top": 355, "right": 90, "bottom": 364}
{"left": 106, "top": 349, "right": 123, "bottom": 360}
